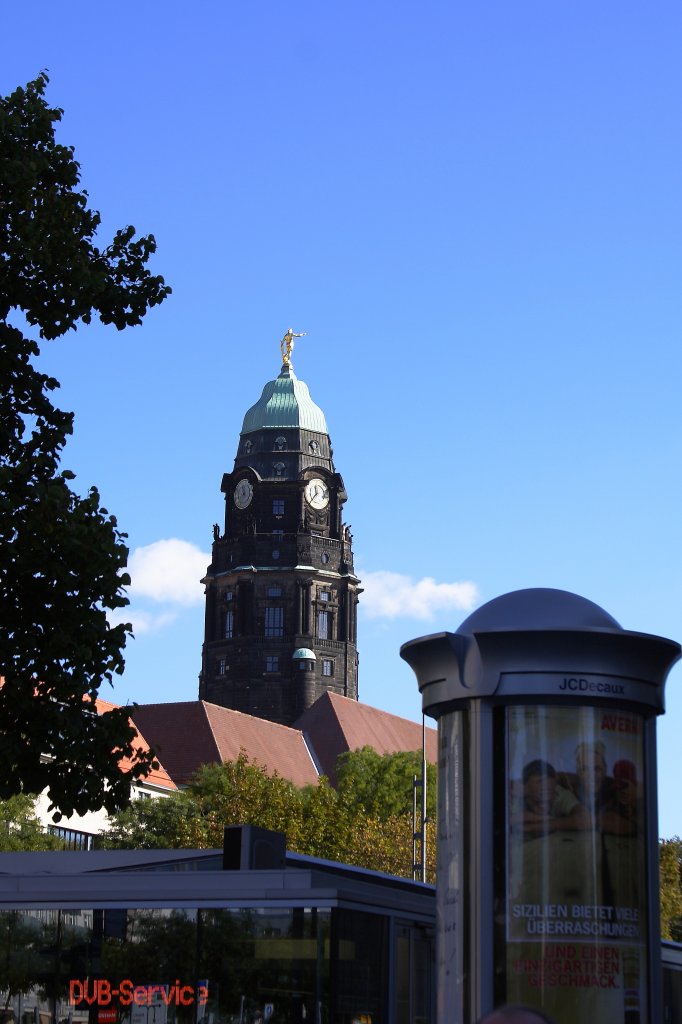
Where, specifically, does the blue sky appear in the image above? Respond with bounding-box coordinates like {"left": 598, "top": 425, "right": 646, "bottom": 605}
{"left": 4, "top": 1, "right": 682, "bottom": 837}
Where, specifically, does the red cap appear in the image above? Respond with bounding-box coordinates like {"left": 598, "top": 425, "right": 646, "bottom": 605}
{"left": 614, "top": 759, "right": 637, "bottom": 786}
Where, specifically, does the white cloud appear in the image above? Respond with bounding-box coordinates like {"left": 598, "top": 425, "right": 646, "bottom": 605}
{"left": 360, "top": 570, "right": 479, "bottom": 621}
{"left": 109, "top": 607, "right": 180, "bottom": 635}
{"left": 127, "top": 539, "right": 209, "bottom": 606}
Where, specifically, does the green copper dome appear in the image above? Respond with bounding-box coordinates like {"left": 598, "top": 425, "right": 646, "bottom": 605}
{"left": 292, "top": 648, "right": 316, "bottom": 661}
{"left": 241, "top": 364, "right": 328, "bottom": 435}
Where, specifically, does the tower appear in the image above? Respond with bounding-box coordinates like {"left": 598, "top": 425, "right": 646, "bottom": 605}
{"left": 199, "top": 332, "right": 361, "bottom": 726}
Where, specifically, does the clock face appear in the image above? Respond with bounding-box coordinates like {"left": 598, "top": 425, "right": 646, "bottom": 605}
{"left": 305, "top": 477, "right": 329, "bottom": 510}
{"left": 234, "top": 478, "right": 253, "bottom": 509}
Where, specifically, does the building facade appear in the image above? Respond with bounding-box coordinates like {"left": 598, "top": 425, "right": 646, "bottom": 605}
{"left": 199, "top": 335, "right": 361, "bottom": 725}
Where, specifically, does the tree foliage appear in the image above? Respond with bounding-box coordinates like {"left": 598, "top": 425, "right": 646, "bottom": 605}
{"left": 102, "top": 751, "right": 437, "bottom": 882}
{"left": 659, "top": 837, "right": 682, "bottom": 941}
{"left": 336, "top": 745, "right": 436, "bottom": 821}
{"left": 0, "top": 74, "right": 170, "bottom": 817}
{"left": 0, "top": 795, "right": 60, "bottom": 852}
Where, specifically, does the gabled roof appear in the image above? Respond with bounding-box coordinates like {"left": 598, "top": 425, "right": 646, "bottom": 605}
{"left": 95, "top": 698, "right": 177, "bottom": 792}
{"left": 296, "top": 692, "right": 437, "bottom": 785}
{"left": 131, "top": 701, "right": 320, "bottom": 789}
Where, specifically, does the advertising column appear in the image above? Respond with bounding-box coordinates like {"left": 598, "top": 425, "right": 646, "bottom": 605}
{"left": 400, "top": 587, "right": 681, "bottom": 1024}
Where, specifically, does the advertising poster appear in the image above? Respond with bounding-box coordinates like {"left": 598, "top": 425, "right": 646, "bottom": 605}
{"left": 505, "top": 705, "right": 647, "bottom": 1024}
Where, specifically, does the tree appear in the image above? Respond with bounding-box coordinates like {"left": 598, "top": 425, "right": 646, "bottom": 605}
{"left": 98, "top": 789, "right": 200, "bottom": 850}
{"left": 336, "top": 746, "right": 437, "bottom": 821}
{"left": 103, "top": 752, "right": 437, "bottom": 882}
{"left": 102, "top": 757, "right": 306, "bottom": 850}
{"left": 0, "top": 795, "right": 60, "bottom": 852}
{"left": 659, "top": 837, "right": 682, "bottom": 941}
{"left": 0, "top": 73, "right": 171, "bottom": 818}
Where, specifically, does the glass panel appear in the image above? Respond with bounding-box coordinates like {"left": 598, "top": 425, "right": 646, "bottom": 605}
{"left": 411, "top": 928, "right": 433, "bottom": 1024}
{"left": 332, "top": 909, "right": 387, "bottom": 1024}
{"left": 395, "top": 927, "right": 410, "bottom": 1024}
{"left": 0, "top": 908, "right": 331, "bottom": 1024}
{"left": 436, "top": 711, "right": 466, "bottom": 1024}
{"left": 505, "top": 705, "right": 647, "bottom": 1024}
{"left": 394, "top": 924, "right": 433, "bottom": 1024}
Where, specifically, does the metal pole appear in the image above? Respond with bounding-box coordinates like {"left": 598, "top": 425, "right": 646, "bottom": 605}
{"left": 420, "top": 715, "right": 427, "bottom": 883}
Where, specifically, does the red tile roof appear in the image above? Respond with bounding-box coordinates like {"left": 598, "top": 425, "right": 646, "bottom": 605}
{"left": 295, "top": 692, "right": 437, "bottom": 784}
{"left": 131, "top": 701, "right": 320, "bottom": 788}
{"left": 95, "top": 698, "right": 177, "bottom": 792}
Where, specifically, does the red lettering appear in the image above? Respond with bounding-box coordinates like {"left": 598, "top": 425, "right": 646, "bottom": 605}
{"left": 83, "top": 982, "right": 99, "bottom": 1007}
{"left": 119, "top": 981, "right": 133, "bottom": 1007}
{"left": 161, "top": 988, "right": 174, "bottom": 1006}
{"left": 97, "top": 981, "right": 112, "bottom": 1006}
{"left": 180, "top": 987, "right": 194, "bottom": 1007}
{"left": 199, "top": 986, "right": 208, "bottom": 1006}
{"left": 133, "top": 987, "right": 149, "bottom": 1006}
{"left": 601, "top": 713, "right": 640, "bottom": 734}
{"left": 69, "top": 981, "right": 84, "bottom": 1005}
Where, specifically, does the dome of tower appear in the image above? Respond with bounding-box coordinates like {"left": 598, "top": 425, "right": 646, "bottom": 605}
{"left": 292, "top": 648, "right": 317, "bottom": 661}
{"left": 241, "top": 364, "right": 328, "bottom": 435}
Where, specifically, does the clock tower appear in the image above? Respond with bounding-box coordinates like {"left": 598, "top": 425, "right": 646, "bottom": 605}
{"left": 199, "top": 332, "right": 361, "bottom": 726}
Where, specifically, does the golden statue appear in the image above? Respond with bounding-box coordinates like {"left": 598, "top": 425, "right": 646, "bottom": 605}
{"left": 280, "top": 327, "right": 306, "bottom": 366}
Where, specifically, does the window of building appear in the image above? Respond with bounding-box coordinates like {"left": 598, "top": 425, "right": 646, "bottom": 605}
{"left": 225, "top": 590, "right": 233, "bottom": 602}
{"left": 217, "top": 657, "right": 227, "bottom": 676}
{"left": 267, "top": 586, "right": 282, "bottom": 597}
{"left": 272, "top": 529, "right": 284, "bottom": 539}
{"left": 224, "top": 610, "right": 234, "bottom": 639}
{"left": 47, "top": 827, "right": 95, "bottom": 851}
{"left": 322, "top": 659, "right": 334, "bottom": 677}
{"left": 265, "top": 607, "right": 284, "bottom": 637}
{"left": 272, "top": 499, "right": 285, "bottom": 516}
{"left": 319, "top": 591, "right": 330, "bottom": 602}
{"left": 318, "top": 610, "right": 329, "bottom": 640}
{"left": 266, "top": 655, "right": 279, "bottom": 673}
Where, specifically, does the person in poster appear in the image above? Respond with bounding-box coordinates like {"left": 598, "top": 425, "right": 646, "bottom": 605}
{"left": 510, "top": 760, "right": 576, "bottom": 835}
{"left": 505, "top": 705, "right": 646, "bottom": 1024}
